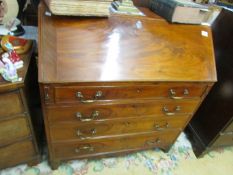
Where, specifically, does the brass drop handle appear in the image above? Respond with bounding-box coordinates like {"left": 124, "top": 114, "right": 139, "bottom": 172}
{"left": 154, "top": 122, "right": 169, "bottom": 131}
{"left": 76, "top": 111, "right": 100, "bottom": 122}
{"left": 76, "top": 91, "right": 103, "bottom": 103}
{"left": 75, "top": 145, "right": 94, "bottom": 153}
{"left": 76, "top": 128, "right": 97, "bottom": 139}
{"left": 163, "top": 106, "right": 181, "bottom": 116}
{"left": 169, "top": 89, "right": 189, "bottom": 100}
{"left": 146, "top": 138, "right": 161, "bottom": 146}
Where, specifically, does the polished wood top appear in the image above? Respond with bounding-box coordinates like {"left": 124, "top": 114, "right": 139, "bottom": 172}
{"left": 38, "top": 2, "right": 216, "bottom": 83}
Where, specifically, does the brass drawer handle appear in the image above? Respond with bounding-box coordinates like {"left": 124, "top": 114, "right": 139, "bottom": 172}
{"left": 169, "top": 89, "right": 189, "bottom": 100}
{"left": 154, "top": 122, "right": 169, "bottom": 131}
{"left": 76, "top": 111, "right": 99, "bottom": 122}
{"left": 163, "top": 106, "right": 181, "bottom": 116}
{"left": 76, "top": 91, "right": 103, "bottom": 103}
{"left": 76, "top": 128, "right": 97, "bottom": 139}
{"left": 75, "top": 145, "right": 94, "bottom": 153}
{"left": 146, "top": 138, "right": 161, "bottom": 146}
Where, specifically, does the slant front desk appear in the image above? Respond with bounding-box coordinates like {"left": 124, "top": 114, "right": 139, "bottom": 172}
{"left": 38, "top": 1, "right": 216, "bottom": 169}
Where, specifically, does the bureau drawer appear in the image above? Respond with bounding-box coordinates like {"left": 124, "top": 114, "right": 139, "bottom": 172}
{"left": 46, "top": 99, "right": 199, "bottom": 123}
{"left": 52, "top": 130, "right": 180, "bottom": 159}
{"left": 0, "top": 140, "right": 36, "bottom": 169}
{"left": 53, "top": 83, "right": 206, "bottom": 104}
{"left": 212, "top": 134, "right": 233, "bottom": 147}
{"left": 50, "top": 116, "right": 187, "bottom": 142}
{"left": 0, "top": 91, "right": 24, "bottom": 118}
{"left": 0, "top": 117, "right": 30, "bottom": 145}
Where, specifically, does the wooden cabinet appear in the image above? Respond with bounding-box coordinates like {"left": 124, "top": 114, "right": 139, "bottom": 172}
{"left": 0, "top": 45, "right": 41, "bottom": 169}
{"left": 185, "top": 9, "right": 233, "bottom": 157}
{"left": 38, "top": 1, "right": 216, "bottom": 169}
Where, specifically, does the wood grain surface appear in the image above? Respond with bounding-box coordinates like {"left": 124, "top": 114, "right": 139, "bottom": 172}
{"left": 0, "top": 91, "right": 24, "bottom": 118}
{"left": 39, "top": 2, "right": 216, "bottom": 83}
{"left": 52, "top": 130, "right": 180, "bottom": 159}
{"left": 49, "top": 116, "right": 186, "bottom": 142}
{"left": 0, "top": 117, "right": 30, "bottom": 145}
{"left": 0, "top": 140, "right": 37, "bottom": 169}
{"left": 53, "top": 83, "right": 207, "bottom": 103}
{"left": 46, "top": 99, "right": 199, "bottom": 123}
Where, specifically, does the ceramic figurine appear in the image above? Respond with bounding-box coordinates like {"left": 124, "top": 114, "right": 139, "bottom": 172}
{"left": 0, "top": 54, "right": 18, "bottom": 82}
{"left": 9, "top": 50, "right": 23, "bottom": 69}
{"left": 1, "top": 48, "right": 23, "bottom": 69}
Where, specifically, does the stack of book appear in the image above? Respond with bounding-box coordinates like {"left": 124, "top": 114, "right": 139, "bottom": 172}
{"left": 149, "top": 0, "right": 209, "bottom": 24}
{"left": 44, "top": 0, "right": 114, "bottom": 17}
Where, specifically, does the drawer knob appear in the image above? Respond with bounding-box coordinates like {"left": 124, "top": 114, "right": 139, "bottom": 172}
{"left": 169, "top": 89, "right": 189, "bottom": 100}
{"left": 163, "top": 106, "right": 181, "bottom": 116}
{"left": 154, "top": 122, "right": 169, "bottom": 131}
{"left": 76, "top": 128, "right": 97, "bottom": 139}
{"left": 146, "top": 138, "right": 161, "bottom": 146}
{"left": 75, "top": 145, "right": 94, "bottom": 153}
{"left": 76, "top": 111, "right": 99, "bottom": 122}
{"left": 76, "top": 91, "right": 103, "bottom": 103}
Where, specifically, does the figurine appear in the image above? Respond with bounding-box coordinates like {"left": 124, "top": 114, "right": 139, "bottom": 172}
{"left": 2, "top": 50, "right": 23, "bottom": 69}
{"left": 0, "top": 56, "right": 18, "bottom": 82}
{"left": 9, "top": 50, "right": 23, "bottom": 69}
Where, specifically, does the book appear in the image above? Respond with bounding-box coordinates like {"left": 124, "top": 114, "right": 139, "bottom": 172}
{"left": 202, "top": 5, "right": 222, "bottom": 25}
{"left": 110, "top": 0, "right": 144, "bottom": 16}
{"left": 149, "top": 0, "right": 209, "bottom": 24}
{"left": 216, "top": 0, "right": 233, "bottom": 10}
{"left": 44, "top": 0, "right": 113, "bottom": 17}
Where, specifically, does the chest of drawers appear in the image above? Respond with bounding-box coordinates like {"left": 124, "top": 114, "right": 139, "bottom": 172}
{"left": 0, "top": 44, "right": 41, "bottom": 169}
{"left": 38, "top": 1, "right": 217, "bottom": 169}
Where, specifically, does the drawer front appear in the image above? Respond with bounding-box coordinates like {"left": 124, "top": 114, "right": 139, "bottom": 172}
{"left": 0, "top": 91, "right": 24, "bottom": 118}
{"left": 50, "top": 116, "right": 188, "bottom": 142}
{"left": 0, "top": 117, "right": 30, "bottom": 145}
{"left": 46, "top": 99, "right": 199, "bottom": 123}
{"left": 0, "top": 140, "right": 36, "bottom": 169}
{"left": 53, "top": 83, "right": 206, "bottom": 104}
{"left": 212, "top": 134, "right": 233, "bottom": 147}
{"left": 52, "top": 130, "right": 180, "bottom": 159}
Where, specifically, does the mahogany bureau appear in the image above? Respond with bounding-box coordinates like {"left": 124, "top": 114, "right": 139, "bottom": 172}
{"left": 38, "top": 1, "right": 217, "bottom": 169}
{"left": 0, "top": 43, "right": 41, "bottom": 169}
